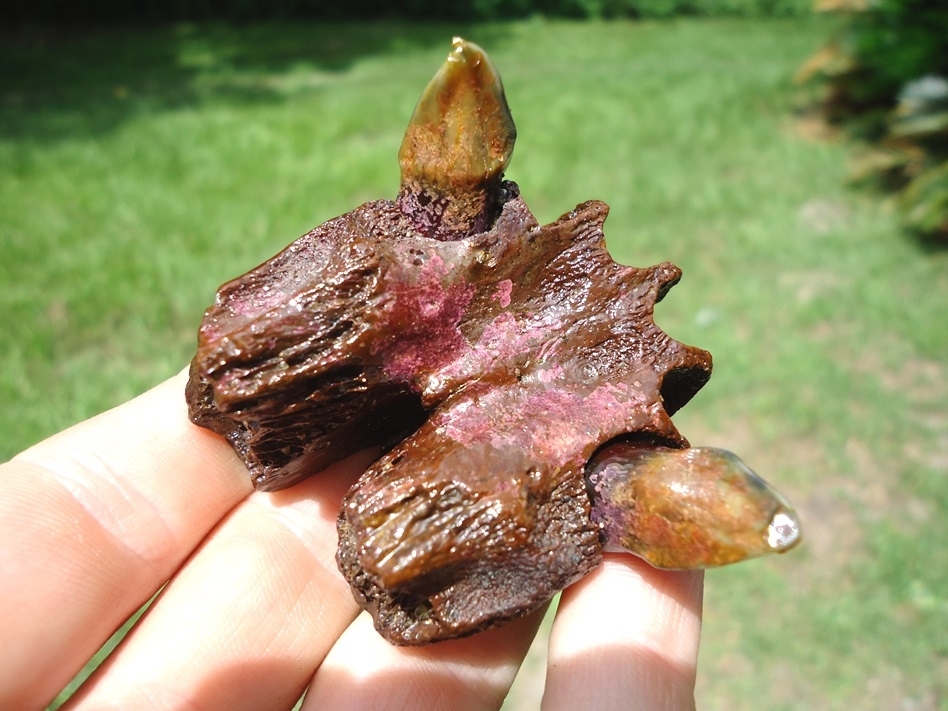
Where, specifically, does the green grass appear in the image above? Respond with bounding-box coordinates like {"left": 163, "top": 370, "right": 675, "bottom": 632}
{"left": 2, "top": 17, "right": 946, "bottom": 711}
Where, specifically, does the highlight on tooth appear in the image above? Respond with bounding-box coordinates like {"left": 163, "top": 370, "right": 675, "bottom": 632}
{"left": 586, "top": 444, "right": 802, "bottom": 569}
{"left": 768, "top": 510, "right": 801, "bottom": 551}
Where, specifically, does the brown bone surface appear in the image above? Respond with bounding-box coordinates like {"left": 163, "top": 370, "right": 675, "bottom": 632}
{"left": 186, "top": 39, "right": 716, "bottom": 644}
{"left": 187, "top": 188, "right": 712, "bottom": 642}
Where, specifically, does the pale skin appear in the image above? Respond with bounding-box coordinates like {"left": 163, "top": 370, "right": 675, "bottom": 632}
{"left": 0, "top": 370, "right": 703, "bottom": 711}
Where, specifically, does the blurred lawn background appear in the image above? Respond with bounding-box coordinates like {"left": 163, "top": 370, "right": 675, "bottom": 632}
{"left": 2, "top": 16, "right": 946, "bottom": 711}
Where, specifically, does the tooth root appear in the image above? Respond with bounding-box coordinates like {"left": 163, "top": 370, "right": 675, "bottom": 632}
{"left": 397, "top": 37, "right": 517, "bottom": 241}
{"left": 586, "top": 445, "right": 802, "bottom": 569}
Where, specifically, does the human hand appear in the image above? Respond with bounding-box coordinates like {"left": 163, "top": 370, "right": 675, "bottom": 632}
{"left": 0, "top": 371, "right": 703, "bottom": 710}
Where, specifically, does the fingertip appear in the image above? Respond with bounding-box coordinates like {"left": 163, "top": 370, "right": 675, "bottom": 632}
{"left": 543, "top": 555, "right": 703, "bottom": 711}
{"left": 303, "top": 607, "right": 547, "bottom": 711}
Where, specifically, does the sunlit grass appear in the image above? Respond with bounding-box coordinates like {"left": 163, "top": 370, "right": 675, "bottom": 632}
{"left": 2, "top": 17, "right": 946, "bottom": 711}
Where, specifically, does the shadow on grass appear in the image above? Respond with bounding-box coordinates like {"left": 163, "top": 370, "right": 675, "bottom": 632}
{"left": 0, "top": 22, "right": 512, "bottom": 142}
{"left": 912, "top": 227, "right": 948, "bottom": 253}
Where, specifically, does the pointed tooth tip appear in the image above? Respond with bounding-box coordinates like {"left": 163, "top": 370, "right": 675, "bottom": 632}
{"left": 450, "top": 37, "right": 484, "bottom": 60}
{"left": 442, "top": 38, "right": 497, "bottom": 82}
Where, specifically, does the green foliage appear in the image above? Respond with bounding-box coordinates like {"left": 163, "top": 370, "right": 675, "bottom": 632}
{"left": 798, "top": 0, "right": 948, "bottom": 238}
{"left": 631, "top": 0, "right": 812, "bottom": 17}
{"left": 3, "top": 0, "right": 813, "bottom": 24}
{"left": 900, "top": 159, "right": 948, "bottom": 235}
{"left": 841, "top": 0, "right": 948, "bottom": 107}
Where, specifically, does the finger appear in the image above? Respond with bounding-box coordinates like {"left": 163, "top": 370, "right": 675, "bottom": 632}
{"left": 542, "top": 554, "right": 703, "bottom": 711}
{"left": 303, "top": 607, "right": 546, "bottom": 711}
{"left": 65, "top": 450, "right": 376, "bottom": 711}
{"left": 0, "top": 372, "right": 252, "bottom": 710}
